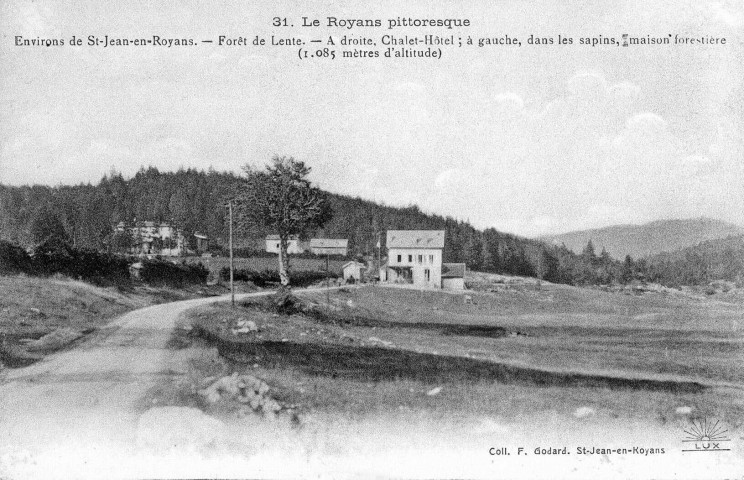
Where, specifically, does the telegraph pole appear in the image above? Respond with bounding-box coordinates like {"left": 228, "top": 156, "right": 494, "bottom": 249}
{"left": 326, "top": 252, "right": 330, "bottom": 306}
{"left": 228, "top": 200, "right": 235, "bottom": 308}
{"left": 376, "top": 230, "right": 382, "bottom": 285}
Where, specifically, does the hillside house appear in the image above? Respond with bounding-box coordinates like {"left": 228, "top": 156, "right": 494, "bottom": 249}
{"left": 380, "top": 230, "right": 444, "bottom": 288}
{"left": 115, "top": 221, "right": 185, "bottom": 256}
{"left": 310, "top": 238, "right": 348, "bottom": 256}
{"left": 265, "top": 235, "right": 305, "bottom": 254}
{"left": 441, "top": 263, "right": 466, "bottom": 290}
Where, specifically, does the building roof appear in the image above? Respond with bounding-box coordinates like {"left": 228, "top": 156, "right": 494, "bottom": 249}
{"left": 266, "top": 234, "right": 299, "bottom": 241}
{"left": 386, "top": 230, "right": 445, "bottom": 249}
{"left": 441, "top": 263, "right": 466, "bottom": 278}
{"left": 310, "top": 238, "right": 348, "bottom": 248}
{"left": 343, "top": 261, "right": 365, "bottom": 269}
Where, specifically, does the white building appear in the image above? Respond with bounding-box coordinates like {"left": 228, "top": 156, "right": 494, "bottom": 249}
{"left": 310, "top": 238, "right": 348, "bottom": 256}
{"left": 342, "top": 261, "right": 366, "bottom": 283}
{"left": 115, "top": 221, "right": 185, "bottom": 256}
{"left": 380, "top": 230, "right": 444, "bottom": 288}
{"left": 265, "top": 235, "right": 305, "bottom": 254}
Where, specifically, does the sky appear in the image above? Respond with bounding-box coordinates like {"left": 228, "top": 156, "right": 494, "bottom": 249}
{"left": 1, "top": 0, "right": 742, "bottom": 237}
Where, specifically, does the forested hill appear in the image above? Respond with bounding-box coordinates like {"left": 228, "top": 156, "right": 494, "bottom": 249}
{"left": 540, "top": 218, "right": 742, "bottom": 259}
{"left": 644, "top": 235, "right": 744, "bottom": 286}
{"left": 0, "top": 167, "right": 558, "bottom": 278}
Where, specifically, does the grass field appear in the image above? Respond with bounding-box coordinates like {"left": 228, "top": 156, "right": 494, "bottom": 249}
{"left": 180, "top": 280, "right": 744, "bottom": 430}
{"left": 183, "top": 256, "right": 348, "bottom": 276}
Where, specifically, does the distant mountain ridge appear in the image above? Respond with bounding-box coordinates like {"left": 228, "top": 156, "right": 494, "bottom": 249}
{"left": 540, "top": 218, "right": 743, "bottom": 259}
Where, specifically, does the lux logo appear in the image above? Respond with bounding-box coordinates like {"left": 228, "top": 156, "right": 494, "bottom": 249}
{"left": 682, "top": 418, "right": 732, "bottom": 453}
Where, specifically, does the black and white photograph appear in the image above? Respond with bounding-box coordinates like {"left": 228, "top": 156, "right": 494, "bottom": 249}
{"left": 0, "top": 0, "right": 742, "bottom": 478}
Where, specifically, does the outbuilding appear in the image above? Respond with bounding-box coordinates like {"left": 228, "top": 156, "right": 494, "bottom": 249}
{"left": 441, "top": 263, "right": 466, "bottom": 290}
{"left": 342, "top": 261, "right": 366, "bottom": 283}
{"left": 265, "top": 235, "right": 305, "bottom": 254}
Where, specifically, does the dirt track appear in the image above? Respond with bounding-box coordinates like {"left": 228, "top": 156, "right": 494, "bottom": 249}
{"left": 0, "top": 290, "right": 282, "bottom": 478}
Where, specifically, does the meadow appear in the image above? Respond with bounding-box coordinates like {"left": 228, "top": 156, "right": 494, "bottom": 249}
{"left": 183, "top": 280, "right": 744, "bottom": 428}
{"left": 183, "top": 255, "right": 348, "bottom": 276}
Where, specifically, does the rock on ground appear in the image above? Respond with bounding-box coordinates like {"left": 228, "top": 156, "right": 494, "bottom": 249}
{"left": 199, "top": 373, "right": 282, "bottom": 416}
{"left": 231, "top": 319, "right": 258, "bottom": 335}
{"left": 675, "top": 406, "right": 693, "bottom": 415}
{"left": 573, "top": 407, "right": 596, "bottom": 418}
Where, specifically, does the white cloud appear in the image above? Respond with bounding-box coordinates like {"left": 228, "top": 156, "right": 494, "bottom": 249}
{"left": 434, "top": 169, "right": 465, "bottom": 188}
{"left": 493, "top": 92, "right": 525, "bottom": 112}
{"left": 567, "top": 71, "right": 608, "bottom": 100}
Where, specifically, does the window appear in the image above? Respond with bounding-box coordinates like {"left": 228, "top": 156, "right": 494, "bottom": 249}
{"left": 429, "top": 254, "right": 434, "bottom": 264}
{"left": 417, "top": 255, "right": 423, "bottom": 264}
{"left": 425, "top": 269, "right": 430, "bottom": 282}
{"left": 408, "top": 255, "right": 413, "bottom": 263}
{"left": 397, "top": 254, "right": 402, "bottom": 263}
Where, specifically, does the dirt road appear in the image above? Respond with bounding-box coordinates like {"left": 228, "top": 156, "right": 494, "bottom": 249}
{"left": 0, "top": 290, "right": 281, "bottom": 478}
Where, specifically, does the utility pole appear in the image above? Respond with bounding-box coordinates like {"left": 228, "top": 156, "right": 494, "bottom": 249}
{"left": 326, "top": 252, "right": 330, "bottom": 306}
{"left": 228, "top": 201, "right": 235, "bottom": 308}
{"left": 376, "top": 230, "right": 382, "bottom": 285}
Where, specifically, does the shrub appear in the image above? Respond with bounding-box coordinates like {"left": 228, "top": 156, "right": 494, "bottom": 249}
{"left": 141, "top": 259, "right": 209, "bottom": 287}
{"left": 68, "top": 249, "right": 130, "bottom": 286}
{"left": 271, "top": 286, "right": 300, "bottom": 314}
{"left": 0, "top": 241, "right": 33, "bottom": 275}
{"left": 30, "top": 240, "right": 130, "bottom": 286}
{"left": 220, "top": 267, "right": 338, "bottom": 288}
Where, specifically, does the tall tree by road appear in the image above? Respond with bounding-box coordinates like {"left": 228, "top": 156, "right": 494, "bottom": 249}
{"left": 236, "top": 156, "right": 332, "bottom": 287}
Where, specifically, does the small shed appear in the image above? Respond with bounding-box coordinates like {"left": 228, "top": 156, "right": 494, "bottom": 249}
{"left": 194, "top": 233, "right": 209, "bottom": 253}
{"left": 129, "top": 261, "right": 143, "bottom": 279}
{"left": 343, "top": 261, "right": 366, "bottom": 283}
{"left": 441, "top": 263, "right": 466, "bottom": 290}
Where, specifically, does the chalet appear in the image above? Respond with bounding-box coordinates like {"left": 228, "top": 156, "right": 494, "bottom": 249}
{"left": 265, "top": 235, "right": 305, "bottom": 254}
{"left": 115, "top": 221, "right": 185, "bottom": 256}
{"left": 441, "top": 263, "right": 466, "bottom": 290}
{"left": 380, "top": 230, "right": 444, "bottom": 288}
{"left": 310, "top": 238, "right": 348, "bottom": 256}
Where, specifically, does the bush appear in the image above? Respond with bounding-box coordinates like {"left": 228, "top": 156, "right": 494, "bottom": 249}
{"left": 141, "top": 259, "right": 209, "bottom": 287}
{"left": 271, "top": 286, "right": 300, "bottom": 314}
{"left": 30, "top": 240, "right": 130, "bottom": 286}
{"left": 220, "top": 267, "right": 338, "bottom": 288}
{"left": 0, "top": 241, "right": 33, "bottom": 275}
{"left": 68, "top": 249, "right": 130, "bottom": 285}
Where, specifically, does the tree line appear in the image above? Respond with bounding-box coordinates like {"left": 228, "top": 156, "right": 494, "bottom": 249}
{"left": 2, "top": 164, "right": 738, "bottom": 287}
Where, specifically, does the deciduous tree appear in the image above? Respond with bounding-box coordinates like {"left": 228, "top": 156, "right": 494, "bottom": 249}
{"left": 235, "top": 156, "right": 332, "bottom": 287}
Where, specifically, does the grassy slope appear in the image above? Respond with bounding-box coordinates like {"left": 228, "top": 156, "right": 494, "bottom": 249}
{"left": 183, "top": 281, "right": 744, "bottom": 427}
{"left": 0, "top": 275, "right": 228, "bottom": 367}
